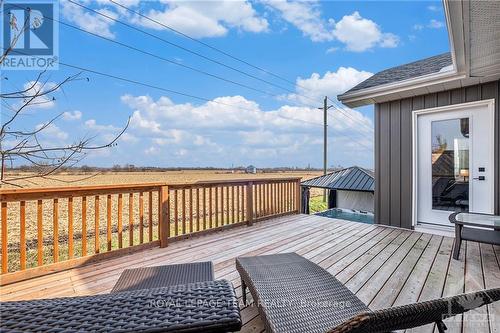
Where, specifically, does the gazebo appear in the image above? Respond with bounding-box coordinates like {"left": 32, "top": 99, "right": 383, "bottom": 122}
{"left": 300, "top": 166, "right": 375, "bottom": 214}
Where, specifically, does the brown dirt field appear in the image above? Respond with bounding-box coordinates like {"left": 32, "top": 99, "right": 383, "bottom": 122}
{"left": 1, "top": 170, "right": 323, "bottom": 272}
{"left": 1, "top": 170, "right": 322, "bottom": 188}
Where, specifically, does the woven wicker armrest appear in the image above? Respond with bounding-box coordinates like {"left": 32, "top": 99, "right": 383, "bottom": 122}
{"left": 0, "top": 279, "right": 242, "bottom": 333}
{"left": 328, "top": 288, "right": 500, "bottom": 333}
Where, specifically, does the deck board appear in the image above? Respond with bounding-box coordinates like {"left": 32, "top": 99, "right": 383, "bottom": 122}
{"left": 439, "top": 238, "right": 466, "bottom": 333}
{"left": 464, "top": 241, "right": 489, "bottom": 333}
{"left": 369, "top": 232, "right": 432, "bottom": 309}
{"left": 1, "top": 214, "right": 498, "bottom": 332}
{"left": 479, "top": 243, "right": 500, "bottom": 333}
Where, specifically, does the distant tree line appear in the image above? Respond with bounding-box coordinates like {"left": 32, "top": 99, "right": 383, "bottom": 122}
{"left": 7, "top": 164, "right": 330, "bottom": 174}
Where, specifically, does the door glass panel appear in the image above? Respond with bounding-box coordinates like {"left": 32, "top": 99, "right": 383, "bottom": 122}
{"left": 431, "top": 118, "right": 469, "bottom": 212}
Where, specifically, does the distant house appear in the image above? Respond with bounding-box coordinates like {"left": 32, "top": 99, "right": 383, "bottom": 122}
{"left": 245, "top": 165, "right": 257, "bottom": 174}
{"left": 301, "top": 166, "right": 374, "bottom": 213}
{"left": 338, "top": 0, "right": 500, "bottom": 231}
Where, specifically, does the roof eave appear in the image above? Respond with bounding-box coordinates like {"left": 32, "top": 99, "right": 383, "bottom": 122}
{"left": 338, "top": 0, "right": 469, "bottom": 108}
{"left": 444, "top": 0, "right": 468, "bottom": 76}
{"left": 338, "top": 70, "right": 465, "bottom": 108}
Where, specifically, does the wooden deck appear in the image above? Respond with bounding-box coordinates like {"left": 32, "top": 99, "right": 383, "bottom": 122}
{"left": 1, "top": 214, "right": 499, "bottom": 332}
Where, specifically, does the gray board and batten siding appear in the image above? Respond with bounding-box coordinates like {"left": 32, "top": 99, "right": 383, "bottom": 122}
{"left": 374, "top": 80, "right": 500, "bottom": 229}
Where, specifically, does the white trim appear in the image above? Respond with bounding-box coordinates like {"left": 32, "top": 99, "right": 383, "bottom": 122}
{"left": 443, "top": 0, "right": 468, "bottom": 75}
{"left": 412, "top": 99, "right": 495, "bottom": 115}
{"left": 415, "top": 223, "right": 454, "bottom": 237}
{"left": 443, "top": 0, "right": 458, "bottom": 73}
{"left": 338, "top": 71, "right": 465, "bottom": 106}
{"left": 411, "top": 99, "right": 496, "bottom": 228}
{"left": 338, "top": 0, "right": 470, "bottom": 108}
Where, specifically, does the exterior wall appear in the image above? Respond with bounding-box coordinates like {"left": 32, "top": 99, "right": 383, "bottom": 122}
{"left": 375, "top": 80, "right": 500, "bottom": 229}
{"left": 336, "top": 190, "right": 374, "bottom": 212}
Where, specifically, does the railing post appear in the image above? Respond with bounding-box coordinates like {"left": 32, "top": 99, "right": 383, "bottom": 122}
{"left": 296, "top": 180, "right": 302, "bottom": 214}
{"left": 246, "top": 181, "right": 254, "bottom": 226}
{"left": 159, "top": 185, "right": 170, "bottom": 248}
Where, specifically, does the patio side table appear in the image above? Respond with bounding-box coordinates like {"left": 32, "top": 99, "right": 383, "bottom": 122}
{"left": 449, "top": 212, "right": 500, "bottom": 260}
{"left": 111, "top": 261, "right": 214, "bottom": 293}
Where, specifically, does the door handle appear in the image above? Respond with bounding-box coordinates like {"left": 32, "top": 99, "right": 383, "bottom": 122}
{"left": 473, "top": 176, "right": 486, "bottom": 181}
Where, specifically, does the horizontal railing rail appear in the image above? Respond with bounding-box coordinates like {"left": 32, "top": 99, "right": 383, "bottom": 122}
{"left": 0, "top": 178, "right": 301, "bottom": 285}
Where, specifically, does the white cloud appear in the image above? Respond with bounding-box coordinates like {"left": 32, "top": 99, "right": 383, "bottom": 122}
{"left": 96, "top": 0, "right": 141, "bottom": 7}
{"left": 152, "top": 129, "right": 186, "bottom": 144}
{"left": 120, "top": 133, "right": 138, "bottom": 143}
{"left": 265, "top": 2, "right": 398, "bottom": 51}
{"left": 61, "top": 1, "right": 117, "bottom": 39}
{"left": 144, "top": 146, "right": 159, "bottom": 155}
{"left": 332, "top": 12, "right": 399, "bottom": 52}
{"left": 428, "top": 19, "right": 445, "bottom": 29}
{"left": 119, "top": 72, "right": 374, "bottom": 167}
{"left": 85, "top": 119, "right": 119, "bottom": 131}
{"left": 286, "top": 67, "right": 373, "bottom": 105}
{"left": 129, "top": 111, "right": 166, "bottom": 135}
{"left": 413, "top": 19, "right": 445, "bottom": 32}
{"left": 379, "top": 33, "right": 399, "bottom": 48}
{"left": 326, "top": 46, "right": 339, "bottom": 54}
{"left": 62, "top": 110, "right": 82, "bottom": 121}
{"left": 62, "top": 1, "right": 269, "bottom": 40}
{"left": 175, "top": 149, "right": 188, "bottom": 157}
{"left": 21, "top": 81, "right": 57, "bottom": 109}
{"left": 35, "top": 123, "right": 69, "bottom": 140}
{"left": 263, "top": 0, "right": 334, "bottom": 42}
{"left": 132, "top": 0, "right": 268, "bottom": 38}
{"left": 427, "top": 4, "right": 442, "bottom": 12}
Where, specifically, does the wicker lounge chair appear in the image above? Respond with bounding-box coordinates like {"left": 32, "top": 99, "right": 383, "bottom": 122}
{"left": 236, "top": 253, "right": 500, "bottom": 333}
{"left": 1, "top": 262, "right": 242, "bottom": 332}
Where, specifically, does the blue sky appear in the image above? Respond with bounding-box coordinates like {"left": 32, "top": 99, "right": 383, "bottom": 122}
{"left": 2, "top": 0, "right": 449, "bottom": 169}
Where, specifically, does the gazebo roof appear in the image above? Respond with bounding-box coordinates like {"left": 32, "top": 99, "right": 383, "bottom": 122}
{"left": 301, "top": 166, "right": 374, "bottom": 192}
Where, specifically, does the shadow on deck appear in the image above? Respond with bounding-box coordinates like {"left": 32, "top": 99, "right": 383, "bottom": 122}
{"left": 1, "top": 214, "right": 498, "bottom": 332}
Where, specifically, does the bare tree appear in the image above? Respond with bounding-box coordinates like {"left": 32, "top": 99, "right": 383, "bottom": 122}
{"left": 0, "top": 1, "right": 30, "bottom": 63}
{"left": 0, "top": 71, "right": 130, "bottom": 187}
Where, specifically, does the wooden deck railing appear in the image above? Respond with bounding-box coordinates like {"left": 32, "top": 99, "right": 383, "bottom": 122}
{"left": 0, "top": 178, "right": 301, "bottom": 284}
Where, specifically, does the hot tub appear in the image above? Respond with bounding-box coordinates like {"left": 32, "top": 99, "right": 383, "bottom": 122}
{"left": 315, "top": 208, "right": 374, "bottom": 224}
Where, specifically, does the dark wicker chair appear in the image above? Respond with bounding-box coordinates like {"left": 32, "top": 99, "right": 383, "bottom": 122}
{"left": 1, "top": 262, "right": 242, "bottom": 332}
{"left": 236, "top": 253, "right": 500, "bottom": 333}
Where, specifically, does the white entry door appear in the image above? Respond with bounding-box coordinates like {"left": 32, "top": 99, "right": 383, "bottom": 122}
{"left": 416, "top": 101, "right": 495, "bottom": 226}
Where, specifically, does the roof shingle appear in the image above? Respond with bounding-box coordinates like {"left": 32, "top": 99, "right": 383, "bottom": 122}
{"left": 342, "top": 52, "right": 453, "bottom": 94}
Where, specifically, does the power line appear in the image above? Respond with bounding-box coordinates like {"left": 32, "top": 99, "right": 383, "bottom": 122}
{"left": 0, "top": 50, "right": 248, "bottom": 111}
{"left": 66, "top": 0, "right": 330, "bottom": 110}
{"left": 9, "top": 3, "right": 286, "bottom": 100}
{"left": 327, "top": 97, "right": 374, "bottom": 134}
{"left": 67, "top": 0, "right": 301, "bottom": 98}
{"left": 3, "top": 53, "right": 372, "bottom": 152}
{"left": 68, "top": 0, "right": 373, "bottom": 135}
{"left": 55, "top": 64, "right": 268, "bottom": 112}
{"left": 327, "top": 111, "right": 373, "bottom": 139}
{"left": 28, "top": 3, "right": 332, "bottom": 113}
{"left": 328, "top": 103, "right": 374, "bottom": 134}
{"left": 2, "top": 60, "right": 373, "bottom": 153}
{"left": 1, "top": 48, "right": 328, "bottom": 128}
{"left": 108, "top": 0, "right": 345, "bottom": 109}
{"left": 109, "top": 0, "right": 302, "bottom": 90}
{"left": 10, "top": 3, "right": 351, "bottom": 117}
{"left": 330, "top": 129, "right": 374, "bottom": 151}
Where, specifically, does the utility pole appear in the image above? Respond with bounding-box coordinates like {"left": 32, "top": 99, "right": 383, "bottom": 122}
{"left": 320, "top": 96, "right": 334, "bottom": 203}
{"left": 323, "top": 96, "right": 328, "bottom": 202}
